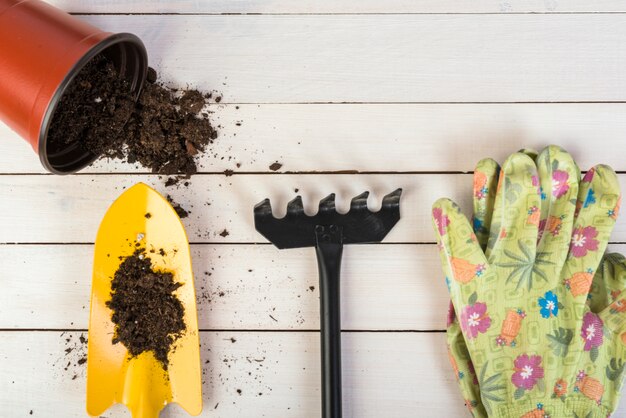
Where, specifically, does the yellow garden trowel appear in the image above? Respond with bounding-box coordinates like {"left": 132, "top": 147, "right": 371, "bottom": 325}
{"left": 87, "top": 183, "right": 202, "bottom": 418}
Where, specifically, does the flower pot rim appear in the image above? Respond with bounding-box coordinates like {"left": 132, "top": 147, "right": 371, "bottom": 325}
{"left": 38, "top": 32, "right": 147, "bottom": 175}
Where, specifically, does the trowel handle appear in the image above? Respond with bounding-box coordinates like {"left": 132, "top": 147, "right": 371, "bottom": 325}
{"left": 315, "top": 229, "right": 343, "bottom": 418}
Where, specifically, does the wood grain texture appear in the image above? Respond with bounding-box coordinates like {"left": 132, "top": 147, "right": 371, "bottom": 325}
{"left": 5, "top": 104, "right": 626, "bottom": 174}
{"left": 4, "top": 244, "right": 626, "bottom": 331}
{"left": 0, "top": 244, "right": 446, "bottom": 330}
{"left": 4, "top": 331, "right": 626, "bottom": 417}
{"left": 1, "top": 331, "right": 468, "bottom": 418}
{"left": 2, "top": 173, "right": 626, "bottom": 244}
{"left": 28, "top": 14, "right": 626, "bottom": 103}
{"left": 4, "top": 4, "right": 626, "bottom": 417}
{"left": 44, "top": 0, "right": 626, "bottom": 14}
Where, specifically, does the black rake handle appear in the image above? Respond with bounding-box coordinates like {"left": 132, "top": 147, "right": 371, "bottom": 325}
{"left": 315, "top": 225, "right": 343, "bottom": 418}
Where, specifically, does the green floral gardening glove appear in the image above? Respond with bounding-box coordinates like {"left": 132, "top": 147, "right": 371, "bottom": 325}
{"left": 445, "top": 146, "right": 626, "bottom": 417}
{"left": 433, "top": 146, "right": 622, "bottom": 417}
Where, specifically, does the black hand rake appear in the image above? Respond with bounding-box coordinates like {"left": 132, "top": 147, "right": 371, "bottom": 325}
{"left": 254, "top": 189, "right": 402, "bottom": 418}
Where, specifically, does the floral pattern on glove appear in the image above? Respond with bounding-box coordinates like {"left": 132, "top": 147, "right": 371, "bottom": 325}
{"left": 460, "top": 302, "right": 491, "bottom": 339}
{"left": 539, "top": 291, "right": 559, "bottom": 318}
{"left": 581, "top": 312, "right": 604, "bottom": 352}
{"left": 570, "top": 226, "right": 599, "bottom": 258}
{"left": 552, "top": 170, "right": 570, "bottom": 198}
{"left": 432, "top": 207, "right": 450, "bottom": 236}
{"left": 512, "top": 354, "right": 544, "bottom": 391}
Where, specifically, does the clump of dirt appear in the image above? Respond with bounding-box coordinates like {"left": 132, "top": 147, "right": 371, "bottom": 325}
{"left": 106, "top": 250, "right": 186, "bottom": 369}
{"left": 269, "top": 162, "right": 282, "bottom": 171}
{"left": 167, "top": 195, "right": 189, "bottom": 219}
{"left": 47, "top": 54, "right": 217, "bottom": 175}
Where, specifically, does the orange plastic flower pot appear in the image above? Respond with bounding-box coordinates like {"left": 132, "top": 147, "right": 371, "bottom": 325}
{"left": 0, "top": 0, "right": 148, "bottom": 174}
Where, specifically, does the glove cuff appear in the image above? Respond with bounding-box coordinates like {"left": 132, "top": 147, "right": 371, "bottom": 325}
{"left": 493, "top": 398, "right": 610, "bottom": 418}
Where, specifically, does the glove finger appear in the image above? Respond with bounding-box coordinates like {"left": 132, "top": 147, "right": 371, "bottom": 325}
{"left": 575, "top": 166, "right": 595, "bottom": 221}
{"left": 446, "top": 302, "right": 488, "bottom": 418}
{"left": 472, "top": 158, "right": 500, "bottom": 252}
{"left": 444, "top": 163, "right": 501, "bottom": 418}
{"left": 517, "top": 148, "right": 539, "bottom": 161}
{"left": 486, "top": 152, "right": 541, "bottom": 271}
{"left": 444, "top": 177, "right": 502, "bottom": 418}
{"left": 480, "top": 150, "right": 536, "bottom": 259}
{"left": 563, "top": 165, "right": 621, "bottom": 302}
{"left": 535, "top": 145, "right": 580, "bottom": 265}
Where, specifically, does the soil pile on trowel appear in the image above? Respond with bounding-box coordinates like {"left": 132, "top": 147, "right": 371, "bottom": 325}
{"left": 106, "top": 250, "right": 186, "bottom": 369}
{"left": 47, "top": 54, "right": 217, "bottom": 175}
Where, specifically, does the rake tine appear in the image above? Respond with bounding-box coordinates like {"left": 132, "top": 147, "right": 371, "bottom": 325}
{"left": 381, "top": 188, "right": 403, "bottom": 210}
{"left": 318, "top": 193, "right": 336, "bottom": 214}
{"left": 349, "top": 191, "right": 369, "bottom": 212}
{"left": 287, "top": 196, "right": 305, "bottom": 217}
{"left": 253, "top": 198, "right": 273, "bottom": 217}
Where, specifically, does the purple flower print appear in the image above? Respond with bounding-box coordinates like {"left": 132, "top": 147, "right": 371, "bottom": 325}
{"left": 447, "top": 301, "right": 456, "bottom": 327}
{"left": 432, "top": 207, "right": 450, "bottom": 236}
{"left": 460, "top": 302, "right": 491, "bottom": 339}
{"left": 512, "top": 354, "right": 544, "bottom": 390}
{"left": 552, "top": 170, "right": 570, "bottom": 198}
{"left": 582, "top": 167, "right": 595, "bottom": 183}
{"left": 581, "top": 312, "right": 603, "bottom": 351}
{"left": 570, "top": 226, "right": 599, "bottom": 258}
{"left": 532, "top": 175, "right": 541, "bottom": 196}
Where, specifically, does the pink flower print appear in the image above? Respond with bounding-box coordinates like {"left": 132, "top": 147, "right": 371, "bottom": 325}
{"left": 531, "top": 175, "right": 541, "bottom": 196}
{"left": 512, "top": 354, "right": 544, "bottom": 390}
{"left": 432, "top": 207, "right": 450, "bottom": 236}
{"left": 583, "top": 167, "right": 595, "bottom": 183}
{"left": 447, "top": 300, "right": 456, "bottom": 327}
{"left": 460, "top": 302, "right": 491, "bottom": 339}
{"left": 532, "top": 175, "right": 539, "bottom": 187}
{"left": 570, "top": 226, "right": 599, "bottom": 258}
{"left": 552, "top": 170, "right": 570, "bottom": 198}
{"left": 581, "top": 312, "right": 603, "bottom": 351}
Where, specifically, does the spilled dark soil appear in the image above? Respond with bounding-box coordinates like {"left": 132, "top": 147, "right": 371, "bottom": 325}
{"left": 106, "top": 250, "right": 186, "bottom": 369}
{"left": 47, "top": 54, "right": 217, "bottom": 175}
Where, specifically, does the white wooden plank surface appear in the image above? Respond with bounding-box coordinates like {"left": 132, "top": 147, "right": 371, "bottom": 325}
{"left": 25, "top": 14, "right": 626, "bottom": 104}
{"left": 4, "top": 244, "right": 626, "bottom": 331}
{"left": 0, "top": 244, "right": 446, "bottom": 330}
{"left": 0, "top": 174, "right": 458, "bottom": 243}
{"left": 44, "top": 0, "right": 626, "bottom": 14}
{"left": 4, "top": 331, "right": 626, "bottom": 417}
{"left": 2, "top": 173, "right": 626, "bottom": 244}
{"left": 4, "top": 3, "right": 626, "bottom": 417}
{"left": 6, "top": 104, "right": 626, "bottom": 174}
{"left": 1, "top": 331, "right": 470, "bottom": 418}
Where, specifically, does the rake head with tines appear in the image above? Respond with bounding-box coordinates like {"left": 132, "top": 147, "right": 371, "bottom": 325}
{"left": 254, "top": 188, "right": 402, "bottom": 418}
